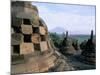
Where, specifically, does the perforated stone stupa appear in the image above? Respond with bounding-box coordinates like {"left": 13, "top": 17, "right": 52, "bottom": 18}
{"left": 60, "top": 31, "right": 77, "bottom": 55}
{"left": 11, "top": 1, "right": 74, "bottom": 74}
{"left": 80, "top": 30, "right": 96, "bottom": 65}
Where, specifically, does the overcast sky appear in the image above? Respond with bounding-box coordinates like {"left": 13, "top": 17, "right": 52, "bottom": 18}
{"left": 32, "top": 2, "right": 95, "bottom": 35}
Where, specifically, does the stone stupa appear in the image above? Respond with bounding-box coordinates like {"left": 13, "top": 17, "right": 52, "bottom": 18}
{"left": 60, "top": 31, "right": 77, "bottom": 55}
{"left": 80, "top": 30, "right": 96, "bottom": 65}
{"left": 11, "top": 1, "right": 74, "bottom": 74}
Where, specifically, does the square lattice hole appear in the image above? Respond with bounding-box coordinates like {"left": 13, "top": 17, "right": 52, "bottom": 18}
{"left": 39, "top": 20, "right": 43, "bottom": 26}
{"left": 23, "top": 19, "right": 31, "bottom": 25}
{"left": 33, "top": 27, "right": 39, "bottom": 33}
{"left": 34, "top": 44, "right": 41, "bottom": 51}
{"left": 23, "top": 34, "right": 31, "bottom": 42}
{"left": 40, "top": 35, "right": 46, "bottom": 41}
{"left": 12, "top": 26, "right": 21, "bottom": 33}
{"left": 13, "top": 45, "right": 20, "bottom": 54}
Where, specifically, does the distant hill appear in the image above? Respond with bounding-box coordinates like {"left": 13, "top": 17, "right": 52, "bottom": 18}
{"left": 49, "top": 27, "right": 95, "bottom": 35}
{"left": 49, "top": 27, "right": 66, "bottom": 34}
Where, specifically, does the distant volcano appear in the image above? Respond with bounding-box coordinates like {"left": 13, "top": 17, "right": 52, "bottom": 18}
{"left": 49, "top": 27, "right": 66, "bottom": 34}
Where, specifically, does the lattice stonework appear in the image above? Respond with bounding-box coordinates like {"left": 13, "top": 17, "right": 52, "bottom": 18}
{"left": 20, "top": 43, "right": 34, "bottom": 54}
{"left": 11, "top": 18, "right": 49, "bottom": 55}
{"left": 21, "top": 25, "right": 33, "bottom": 34}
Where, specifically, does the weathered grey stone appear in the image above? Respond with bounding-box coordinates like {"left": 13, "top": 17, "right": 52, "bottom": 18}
{"left": 11, "top": 33, "right": 23, "bottom": 45}
{"left": 20, "top": 43, "right": 34, "bottom": 54}
{"left": 21, "top": 25, "right": 33, "bottom": 34}
{"left": 31, "top": 34, "right": 40, "bottom": 43}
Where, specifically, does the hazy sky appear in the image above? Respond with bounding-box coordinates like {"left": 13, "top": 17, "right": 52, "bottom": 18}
{"left": 32, "top": 2, "right": 95, "bottom": 35}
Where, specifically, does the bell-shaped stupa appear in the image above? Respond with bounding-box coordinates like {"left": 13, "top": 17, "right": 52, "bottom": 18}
{"left": 11, "top": 1, "right": 74, "bottom": 74}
